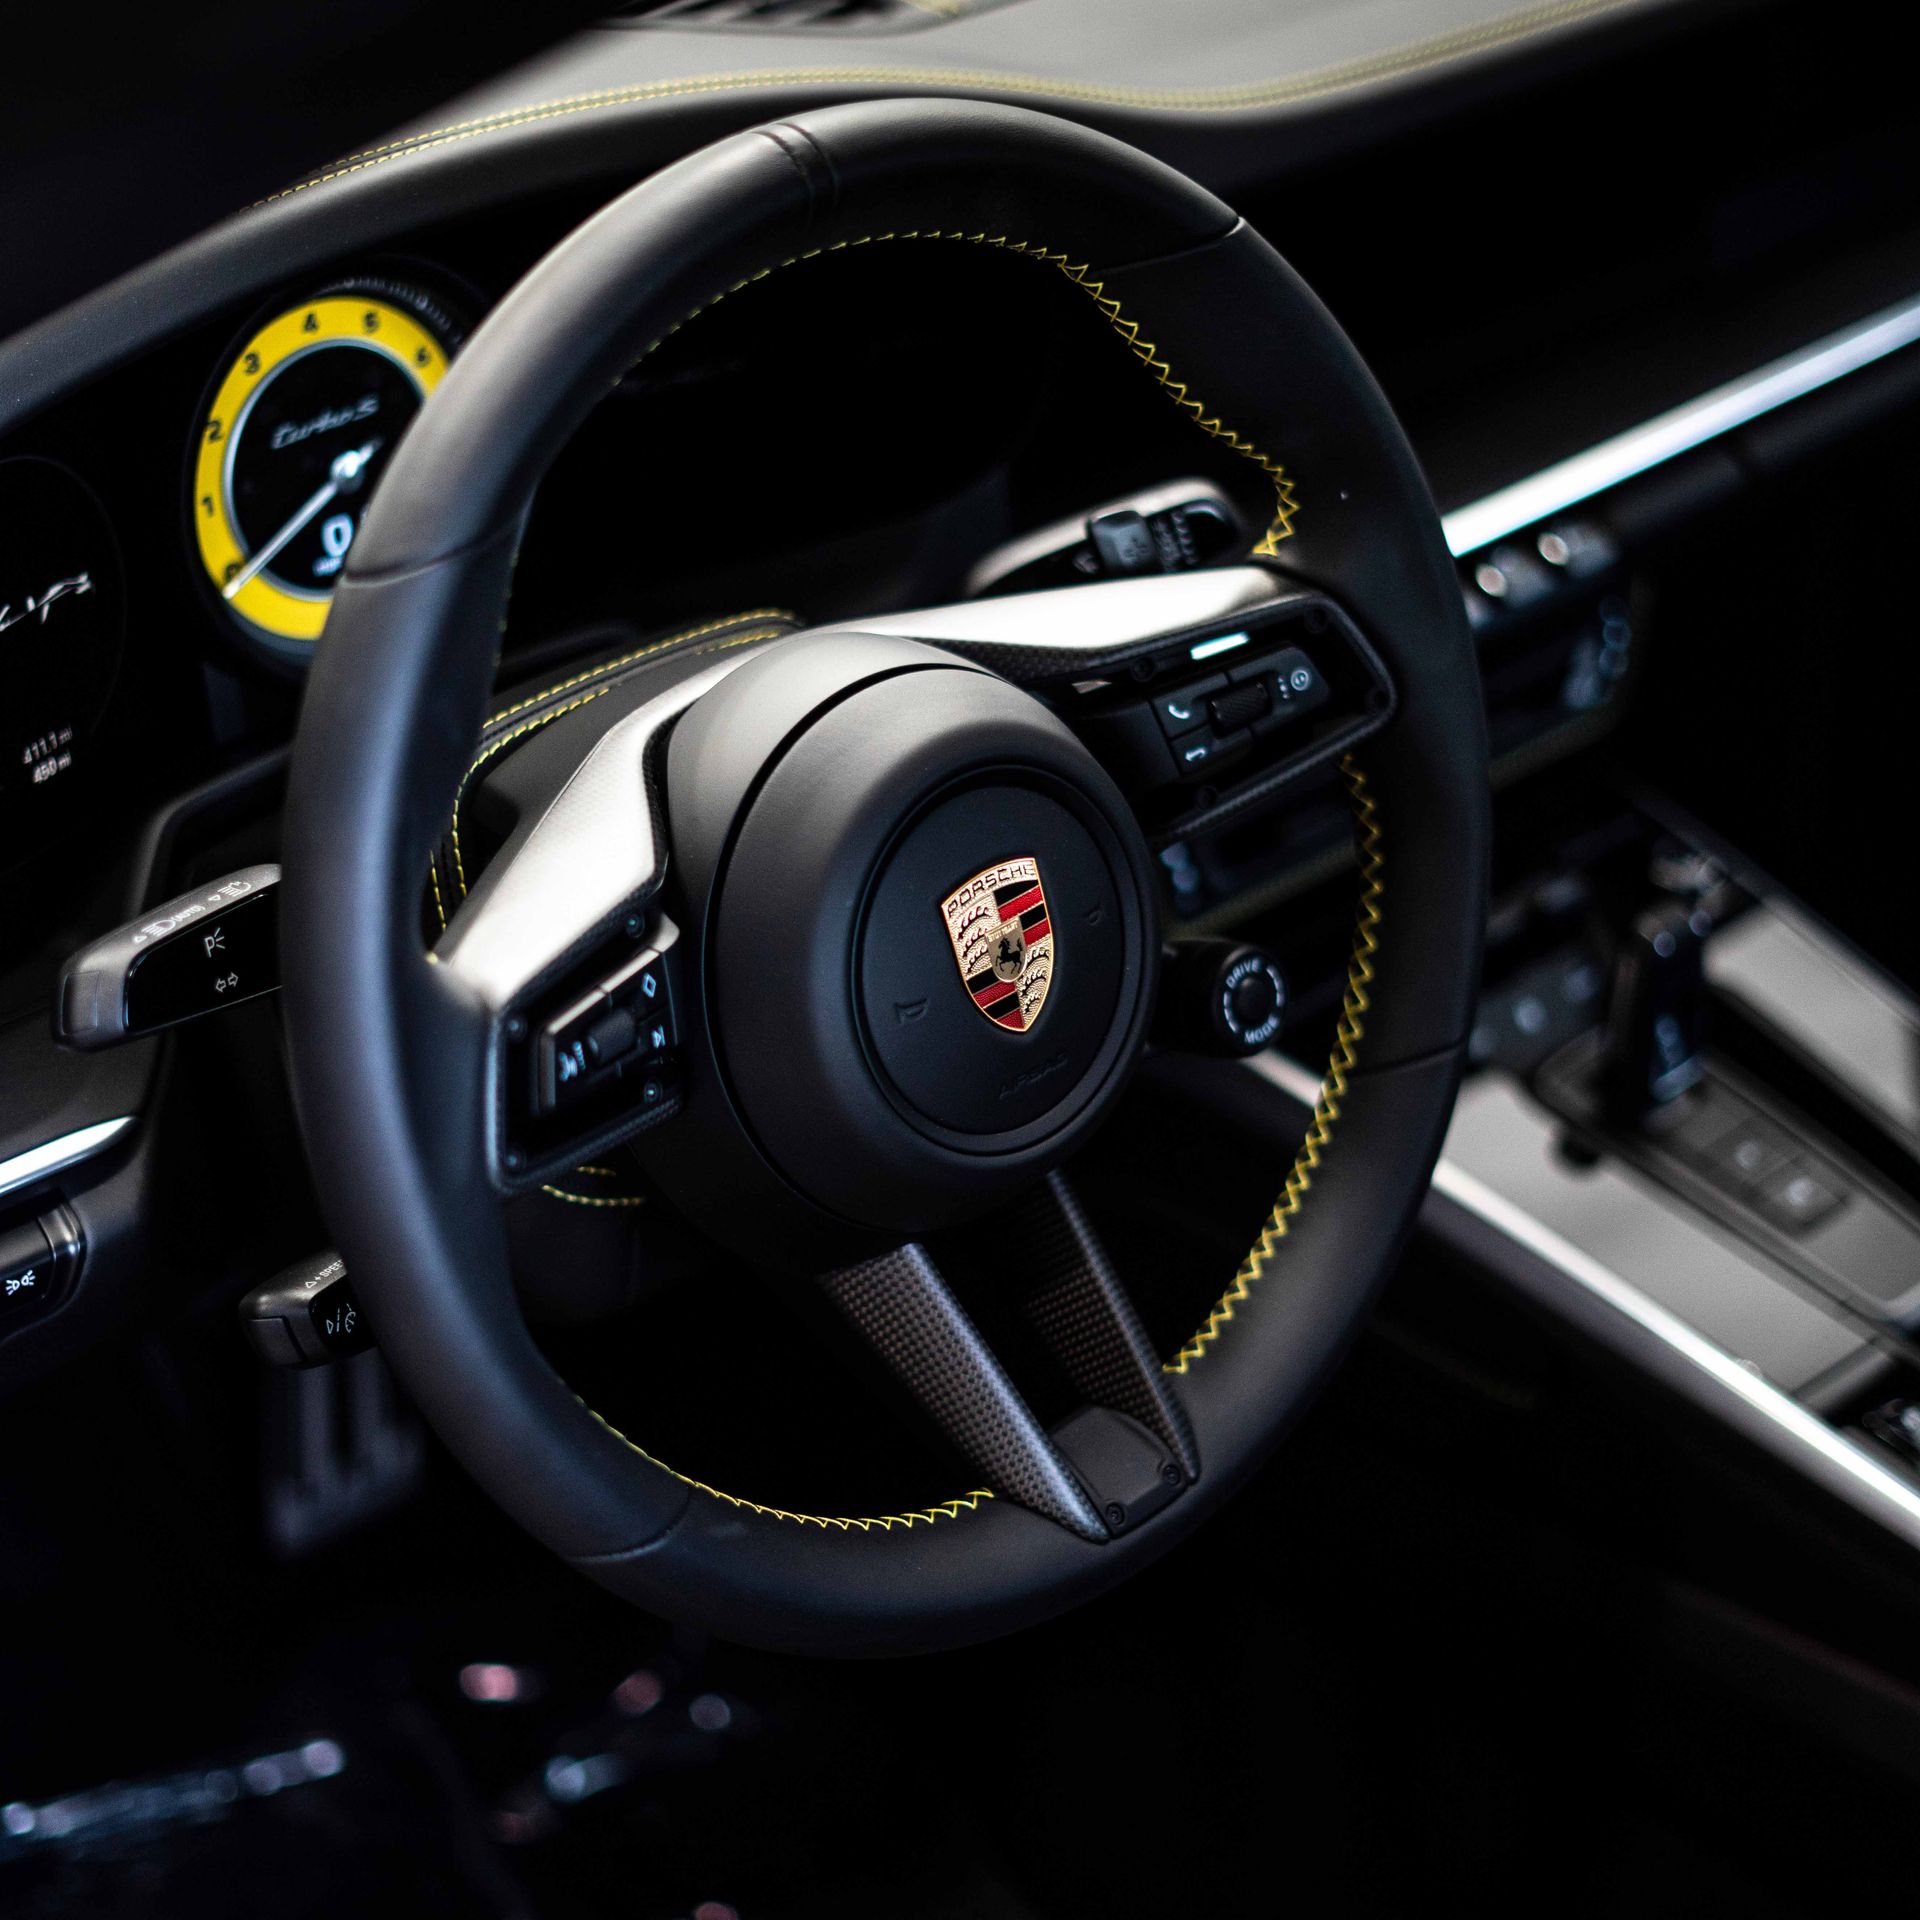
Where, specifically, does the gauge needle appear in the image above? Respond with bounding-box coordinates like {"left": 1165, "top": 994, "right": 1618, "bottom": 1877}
{"left": 222, "top": 438, "right": 383, "bottom": 600}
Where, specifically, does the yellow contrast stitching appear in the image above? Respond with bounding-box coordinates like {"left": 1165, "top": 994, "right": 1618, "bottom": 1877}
{"left": 637, "top": 230, "right": 1299, "bottom": 553}
{"left": 434, "top": 615, "right": 791, "bottom": 929}
{"left": 541, "top": 1162, "right": 649, "bottom": 1208}
{"left": 264, "top": 0, "right": 1647, "bottom": 198}
{"left": 540, "top": 1183, "right": 649, "bottom": 1208}
{"left": 582, "top": 1400, "right": 994, "bottom": 1532}
{"left": 1164, "top": 755, "right": 1382, "bottom": 1374}
{"left": 486, "top": 609, "right": 792, "bottom": 730}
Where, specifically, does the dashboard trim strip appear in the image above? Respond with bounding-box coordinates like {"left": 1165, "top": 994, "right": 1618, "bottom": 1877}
{"left": 1251, "top": 1053, "right": 1920, "bottom": 1552}
{"left": 1424, "top": 1155, "right": 1920, "bottom": 1545}
{"left": 1441, "top": 290, "right": 1920, "bottom": 556}
{"left": 0, "top": 1115, "right": 135, "bottom": 1205}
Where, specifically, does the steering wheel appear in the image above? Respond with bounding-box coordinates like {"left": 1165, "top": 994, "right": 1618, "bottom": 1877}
{"left": 282, "top": 100, "right": 1487, "bottom": 1656}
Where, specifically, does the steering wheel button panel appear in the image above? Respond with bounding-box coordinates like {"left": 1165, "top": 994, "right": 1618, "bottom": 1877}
{"left": 533, "top": 941, "right": 679, "bottom": 1117}
{"left": 1237, "top": 646, "right": 1332, "bottom": 734}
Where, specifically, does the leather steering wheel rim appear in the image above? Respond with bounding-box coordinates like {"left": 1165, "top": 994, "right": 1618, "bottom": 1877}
{"left": 282, "top": 99, "right": 1488, "bottom": 1656}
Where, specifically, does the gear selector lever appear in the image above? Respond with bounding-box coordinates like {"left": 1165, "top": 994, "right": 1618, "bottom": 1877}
{"left": 1601, "top": 898, "right": 1710, "bottom": 1123}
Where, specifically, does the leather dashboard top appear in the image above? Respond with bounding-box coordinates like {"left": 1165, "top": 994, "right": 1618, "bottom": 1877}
{"left": 398, "top": 0, "right": 1686, "bottom": 160}
{"left": 0, "top": 0, "right": 1718, "bottom": 436}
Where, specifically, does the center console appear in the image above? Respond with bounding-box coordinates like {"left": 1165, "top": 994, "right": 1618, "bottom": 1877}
{"left": 1377, "top": 794, "right": 1920, "bottom": 1555}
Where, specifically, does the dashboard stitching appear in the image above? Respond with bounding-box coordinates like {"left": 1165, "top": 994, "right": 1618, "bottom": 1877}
{"left": 1164, "top": 754, "right": 1382, "bottom": 1374}
{"left": 259, "top": 0, "right": 1651, "bottom": 201}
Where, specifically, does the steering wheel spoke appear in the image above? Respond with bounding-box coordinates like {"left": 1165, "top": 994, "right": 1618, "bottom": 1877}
{"left": 1008, "top": 1172, "right": 1199, "bottom": 1486}
{"left": 822, "top": 1243, "right": 1109, "bottom": 1541}
{"left": 431, "top": 661, "right": 750, "bottom": 1191}
{"left": 822, "top": 1175, "right": 1197, "bottom": 1543}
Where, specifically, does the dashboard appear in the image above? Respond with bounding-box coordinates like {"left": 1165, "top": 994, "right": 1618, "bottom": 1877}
{"left": 4, "top": 0, "right": 1920, "bottom": 1355}
{"left": 12, "top": 9, "right": 1920, "bottom": 1889}
{"left": 7, "top": 0, "right": 1916, "bottom": 1007}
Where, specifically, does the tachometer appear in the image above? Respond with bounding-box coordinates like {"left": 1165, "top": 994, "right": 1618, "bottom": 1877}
{"left": 191, "top": 280, "right": 458, "bottom": 665}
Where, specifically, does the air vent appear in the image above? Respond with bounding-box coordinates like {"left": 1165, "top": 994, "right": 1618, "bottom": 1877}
{"left": 606, "top": 0, "right": 1018, "bottom": 32}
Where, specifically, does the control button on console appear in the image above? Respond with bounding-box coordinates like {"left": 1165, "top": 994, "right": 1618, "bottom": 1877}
{"left": 1221, "top": 951, "right": 1286, "bottom": 1048}
{"left": 1703, "top": 1115, "right": 1794, "bottom": 1194}
{"left": 1757, "top": 1162, "right": 1845, "bottom": 1234}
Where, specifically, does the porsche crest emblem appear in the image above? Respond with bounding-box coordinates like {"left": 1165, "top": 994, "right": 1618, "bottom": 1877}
{"left": 940, "top": 857, "right": 1055, "bottom": 1032}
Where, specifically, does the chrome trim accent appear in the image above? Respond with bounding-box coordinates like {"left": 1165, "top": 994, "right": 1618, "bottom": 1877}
{"left": 0, "top": 1116, "right": 135, "bottom": 1203}
{"left": 1441, "top": 291, "right": 1920, "bottom": 556}
{"left": 1708, "top": 902, "right": 1920, "bottom": 1146}
{"left": 438, "top": 656, "right": 746, "bottom": 1011}
{"left": 822, "top": 565, "right": 1288, "bottom": 656}
{"left": 1427, "top": 1156, "right": 1920, "bottom": 1547}
{"left": 1247, "top": 1052, "right": 1920, "bottom": 1549}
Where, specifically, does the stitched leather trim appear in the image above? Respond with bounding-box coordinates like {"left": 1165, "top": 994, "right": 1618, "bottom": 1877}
{"left": 541, "top": 1173, "right": 649, "bottom": 1208}
{"left": 632, "top": 229, "right": 1300, "bottom": 555}
{"left": 430, "top": 610, "right": 794, "bottom": 933}
{"left": 264, "top": 0, "right": 1653, "bottom": 203}
{"left": 1164, "top": 754, "right": 1382, "bottom": 1374}
{"left": 582, "top": 1399, "right": 995, "bottom": 1532}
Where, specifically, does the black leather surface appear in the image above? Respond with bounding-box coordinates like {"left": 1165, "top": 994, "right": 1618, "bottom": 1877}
{"left": 0, "top": 1, "right": 1719, "bottom": 443}
{"left": 282, "top": 100, "right": 1487, "bottom": 1652}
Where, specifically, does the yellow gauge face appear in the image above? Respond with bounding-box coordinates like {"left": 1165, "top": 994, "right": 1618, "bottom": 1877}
{"left": 192, "top": 294, "right": 451, "bottom": 653}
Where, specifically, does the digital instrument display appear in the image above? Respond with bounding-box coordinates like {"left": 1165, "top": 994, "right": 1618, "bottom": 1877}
{"left": 190, "top": 282, "right": 456, "bottom": 666}
{"left": 0, "top": 456, "right": 126, "bottom": 836}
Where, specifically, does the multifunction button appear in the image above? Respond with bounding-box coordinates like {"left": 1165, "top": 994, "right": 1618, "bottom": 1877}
{"left": 1149, "top": 643, "right": 1331, "bottom": 782}
{"left": 536, "top": 941, "right": 677, "bottom": 1115}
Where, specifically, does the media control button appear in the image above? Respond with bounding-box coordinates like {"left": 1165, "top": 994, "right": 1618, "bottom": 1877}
{"left": 1207, "top": 682, "right": 1270, "bottom": 734}
{"left": 538, "top": 988, "right": 610, "bottom": 1112}
{"left": 1239, "top": 648, "right": 1330, "bottom": 732}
